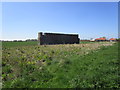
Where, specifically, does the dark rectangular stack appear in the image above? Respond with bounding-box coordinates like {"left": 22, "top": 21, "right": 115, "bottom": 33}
{"left": 38, "top": 32, "right": 80, "bottom": 45}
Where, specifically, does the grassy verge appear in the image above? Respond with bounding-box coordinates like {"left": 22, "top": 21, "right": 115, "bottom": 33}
{"left": 66, "top": 43, "right": 119, "bottom": 88}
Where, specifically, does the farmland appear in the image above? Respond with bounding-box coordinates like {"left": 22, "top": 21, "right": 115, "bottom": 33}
{"left": 2, "top": 41, "right": 37, "bottom": 48}
{"left": 2, "top": 41, "right": 119, "bottom": 88}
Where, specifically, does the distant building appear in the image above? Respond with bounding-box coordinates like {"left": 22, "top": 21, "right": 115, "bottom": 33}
{"left": 90, "top": 38, "right": 95, "bottom": 42}
{"left": 38, "top": 32, "right": 80, "bottom": 45}
{"left": 109, "top": 38, "right": 116, "bottom": 42}
{"left": 95, "top": 38, "right": 106, "bottom": 42}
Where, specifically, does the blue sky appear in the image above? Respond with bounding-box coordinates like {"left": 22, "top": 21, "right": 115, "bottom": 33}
{"left": 2, "top": 2, "right": 118, "bottom": 40}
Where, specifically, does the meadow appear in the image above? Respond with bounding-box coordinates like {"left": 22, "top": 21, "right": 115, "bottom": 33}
{"left": 2, "top": 41, "right": 119, "bottom": 88}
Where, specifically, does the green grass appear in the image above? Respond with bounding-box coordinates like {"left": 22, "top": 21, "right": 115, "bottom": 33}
{"left": 2, "top": 41, "right": 38, "bottom": 47}
{"left": 80, "top": 41, "right": 95, "bottom": 44}
{"left": 2, "top": 42, "right": 119, "bottom": 88}
{"left": 2, "top": 41, "right": 95, "bottom": 48}
{"left": 67, "top": 43, "right": 119, "bottom": 88}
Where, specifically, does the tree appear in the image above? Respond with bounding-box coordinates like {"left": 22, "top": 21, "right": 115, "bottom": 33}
{"left": 100, "top": 37, "right": 106, "bottom": 38}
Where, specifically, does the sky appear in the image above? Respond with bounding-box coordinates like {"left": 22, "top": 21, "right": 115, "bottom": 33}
{"left": 2, "top": 2, "right": 118, "bottom": 40}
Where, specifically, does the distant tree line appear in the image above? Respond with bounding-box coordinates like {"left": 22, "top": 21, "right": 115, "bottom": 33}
{"left": 26, "top": 39, "right": 37, "bottom": 41}
{"left": 116, "top": 38, "right": 120, "bottom": 41}
{"left": 1, "top": 39, "right": 38, "bottom": 42}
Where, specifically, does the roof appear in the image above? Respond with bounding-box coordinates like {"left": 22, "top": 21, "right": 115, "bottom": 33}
{"left": 109, "top": 38, "right": 116, "bottom": 40}
{"left": 95, "top": 38, "right": 106, "bottom": 40}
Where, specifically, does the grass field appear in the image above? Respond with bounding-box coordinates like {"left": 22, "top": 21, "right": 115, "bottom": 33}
{"left": 2, "top": 41, "right": 95, "bottom": 48}
{"left": 2, "top": 41, "right": 38, "bottom": 48}
{"left": 2, "top": 41, "right": 119, "bottom": 88}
